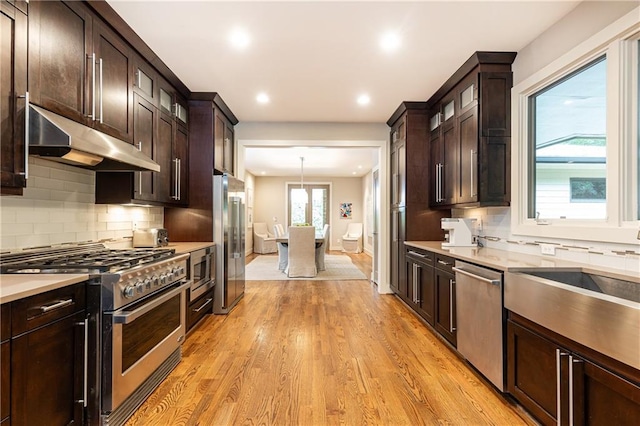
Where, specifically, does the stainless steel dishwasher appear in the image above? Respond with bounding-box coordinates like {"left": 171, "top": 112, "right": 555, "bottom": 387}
{"left": 453, "top": 260, "right": 505, "bottom": 391}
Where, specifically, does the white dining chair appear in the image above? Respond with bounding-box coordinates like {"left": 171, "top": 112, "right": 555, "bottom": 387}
{"left": 253, "top": 222, "right": 277, "bottom": 254}
{"left": 342, "top": 222, "right": 363, "bottom": 253}
{"left": 286, "top": 226, "right": 317, "bottom": 277}
{"left": 273, "top": 224, "right": 288, "bottom": 271}
{"left": 315, "top": 224, "right": 330, "bottom": 271}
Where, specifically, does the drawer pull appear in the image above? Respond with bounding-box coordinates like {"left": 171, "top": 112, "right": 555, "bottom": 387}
{"left": 438, "top": 259, "right": 452, "bottom": 266}
{"left": 408, "top": 251, "right": 427, "bottom": 258}
{"left": 193, "top": 298, "right": 213, "bottom": 313}
{"left": 40, "top": 298, "right": 73, "bottom": 313}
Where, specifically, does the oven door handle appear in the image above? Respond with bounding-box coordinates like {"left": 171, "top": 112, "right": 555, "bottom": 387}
{"left": 112, "top": 280, "right": 191, "bottom": 325}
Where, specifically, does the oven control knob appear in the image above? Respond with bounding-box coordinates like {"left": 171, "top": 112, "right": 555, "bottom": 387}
{"left": 178, "top": 266, "right": 185, "bottom": 275}
{"left": 123, "top": 285, "right": 136, "bottom": 299}
{"left": 135, "top": 281, "right": 145, "bottom": 294}
{"left": 143, "top": 278, "right": 152, "bottom": 290}
{"left": 173, "top": 267, "right": 181, "bottom": 276}
{"left": 152, "top": 275, "right": 160, "bottom": 286}
{"left": 160, "top": 274, "right": 168, "bottom": 284}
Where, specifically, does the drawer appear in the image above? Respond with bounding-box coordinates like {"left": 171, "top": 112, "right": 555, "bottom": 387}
{"left": 187, "top": 288, "right": 214, "bottom": 332}
{"left": 435, "top": 253, "right": 455, "bottom": 273}
{"left": 11, "top": 283, "right": 86, "bottom": 336}
{"left": 405, "top": 247, "right": 434, "bottom": 266}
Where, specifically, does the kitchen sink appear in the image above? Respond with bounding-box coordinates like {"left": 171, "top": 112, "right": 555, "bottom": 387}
{"left": 523, "top": 269, "right": 640, "bottom": 303}
{"left": 504, "top": 268, "right": 640, "bottom": 370}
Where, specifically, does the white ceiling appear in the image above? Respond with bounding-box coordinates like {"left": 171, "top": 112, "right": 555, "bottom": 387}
{"left": 107, "top": 0, "right": 581, "bottom": 177}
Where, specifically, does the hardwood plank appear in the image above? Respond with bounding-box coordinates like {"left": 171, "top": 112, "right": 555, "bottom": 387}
{"left": 126, "top": 252, "right": 535, "bottom": 425}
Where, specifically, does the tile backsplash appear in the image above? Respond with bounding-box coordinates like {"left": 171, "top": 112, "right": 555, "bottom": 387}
{"left": 0, "top": 158, "right": 163, "bottom": 251}
{"left": 455, "top": 207, "right": 640, "bottom": 274}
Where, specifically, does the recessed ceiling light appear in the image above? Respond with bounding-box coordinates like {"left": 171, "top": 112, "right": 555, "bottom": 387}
{"left": 229, "top": 28, "right": 250, "bottom": 49}
{"left": 256, "top": 93, "right": 270, "bottom": 104}
{"left": 261, "top": 171, "right": 266, "bottom": 175}
{"left": 357, "top": 94, "right": 370, "bottom": 106}
{"left": 352, "top": 171, "right": 357, "bottom": 175}
{"left": 380, "top": 32, "right": 401, "bottom": 52}
{"left": 358, "top": 165, "right": 363, "bottom": 169}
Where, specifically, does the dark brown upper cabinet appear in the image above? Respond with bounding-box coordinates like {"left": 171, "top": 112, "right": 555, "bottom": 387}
{"left": 29, "top": 0, "right": 134, "bottom": 143}
{"left": 1, "top": 0, "right": 28, "bottom": 195}
{"left": 428, "top": 51, "right": 516, "bottom": 208}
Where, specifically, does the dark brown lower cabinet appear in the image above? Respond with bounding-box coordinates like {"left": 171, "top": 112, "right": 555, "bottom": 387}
{"left": 405, "top": 248, "right": 435, "bottom": 326}
{"left": 8, "top": 283, "right": 87, "bottom": 426}
{"left": 187, "top": 288, "right": 214, "bottom": 332}
{"left": 507, "top": 318, "right": 640, "bottom": 425}
{"left": 434, "top": 254, "right": 456, "bottom": 347}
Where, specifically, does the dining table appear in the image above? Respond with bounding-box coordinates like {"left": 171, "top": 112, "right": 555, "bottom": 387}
{"left": 275, "top": 232, "right": 327, "bottom": 272}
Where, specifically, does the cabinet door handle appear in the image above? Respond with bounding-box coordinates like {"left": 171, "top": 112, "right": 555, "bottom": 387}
{"left": 88, "top": 53, "right": 96, "bottom": 120}
{"left": 137, "top": 142, "right": 143, "bottom": 195}
{"left": 177, "top": 158, "right": 181, "bottom": 200}
{"left": 470, "top": 149, "right": 476, "bottom": 198}
{"left": 18, "top": 92, "right": 29, "bottom": 179}
{"left": 75, "top": 318, "right": 88, "bottom": 407}
{"left": 98, "top": 57, "right": 104, "bottom": 124}
{"left": 40, "top": 298, "right": 73, "bottom": 313}
{"left": 172, "top": 158, "right": 179, "bottom": 200}
{"left": 449, "top": 279, "right": 455, "bottom": 333}
{"left": 556, "top": 349, "right": 568, "bottom": 425}
{"left": 569, "top": 355, "right": 583, "bottom": 426}
{"left": 415, "top": 264, "right": 422, "bottom": 303}
{"left": 437, "top": 259, "right": 452, "bottom": 266}
{"left": 193, "top": 298, "right": 213, "bottom": 313}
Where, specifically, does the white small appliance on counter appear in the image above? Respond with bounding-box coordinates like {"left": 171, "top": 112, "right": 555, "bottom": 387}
{"left": 441, "top": 218, "right": 477, "bottom": 247}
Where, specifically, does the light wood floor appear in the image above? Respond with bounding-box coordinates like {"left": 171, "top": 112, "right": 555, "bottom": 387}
{"left": 126, "top": 252, "right": 535, "bottom": 425}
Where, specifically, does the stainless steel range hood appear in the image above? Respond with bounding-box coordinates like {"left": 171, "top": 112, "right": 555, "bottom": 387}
{"left": 28, "top": 105, "right": 160, "bottom": 172}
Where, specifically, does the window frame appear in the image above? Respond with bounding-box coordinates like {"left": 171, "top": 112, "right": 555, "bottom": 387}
{"left": 511, "top": 7, "right": 640, "bottom": 244}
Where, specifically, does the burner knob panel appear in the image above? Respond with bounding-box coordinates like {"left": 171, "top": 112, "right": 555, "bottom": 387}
{"left": 123, "top": 285, "right": 136, "bottom": 299}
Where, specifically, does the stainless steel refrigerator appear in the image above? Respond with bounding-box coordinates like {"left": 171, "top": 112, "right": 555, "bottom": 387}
{"left": 213, "top": 174, "right": 245, "bottom": 314}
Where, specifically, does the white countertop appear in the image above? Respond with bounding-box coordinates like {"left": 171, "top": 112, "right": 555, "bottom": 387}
{"left": 167, "top": 242, "right": 215, "bottom": 255}
{"left": 0, "top": 274, "right": 89, "bottom": 304}
{"left": 405, "top": 241, "right": 639, "bottom": 283}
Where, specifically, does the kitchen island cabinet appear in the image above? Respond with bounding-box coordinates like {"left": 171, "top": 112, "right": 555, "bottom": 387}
{"left": 1, "top": 0, "right": 28, "bottom": 195}
{"left": 508, "top": 313, "right": 640, "bottom": 426}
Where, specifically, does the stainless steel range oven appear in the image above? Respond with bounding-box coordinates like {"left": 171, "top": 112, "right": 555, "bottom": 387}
{"left": 0, "top": 244, "right": 191, "bottom": 426}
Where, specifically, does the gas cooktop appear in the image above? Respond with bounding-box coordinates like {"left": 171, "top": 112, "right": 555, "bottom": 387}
{"left": 0, "top": 244, "right": 175, "bottom": 274}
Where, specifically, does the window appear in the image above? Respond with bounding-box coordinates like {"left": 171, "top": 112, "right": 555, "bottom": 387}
{"left": 288, "top": 184, "right": 330, "bottom": 232}
{"left": 512, "top": 7, "right": 639, "bottom": 244}
{"left": 528, "top": 57, "right": 607, "bottom": 219}
{"left": 570, "top": 178, "right": 606, "bottom": 202}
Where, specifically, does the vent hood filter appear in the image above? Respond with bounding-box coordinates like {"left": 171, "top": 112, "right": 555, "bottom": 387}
{"left": 28, "top": 105, "right": 160, "bottom": 172}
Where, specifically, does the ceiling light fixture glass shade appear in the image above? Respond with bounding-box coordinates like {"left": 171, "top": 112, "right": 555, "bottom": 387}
{"left": 292, "top": 156, "right": 308, "bottom": 204}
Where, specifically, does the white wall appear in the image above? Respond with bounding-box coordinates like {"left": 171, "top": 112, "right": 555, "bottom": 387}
{"left": 252, "top": 175, "right": 363, "bottom": 251}
{"left": 0, "top": 158, "right": 163, "bottom": 250}
{"left": 459, "top": 0, "right": 640, "bottom": 273}
{"left": 512, "top": 1, "right": 638, "bottom": 86}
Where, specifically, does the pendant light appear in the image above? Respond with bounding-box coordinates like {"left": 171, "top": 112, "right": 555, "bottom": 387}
{"left": 292, "top": 156, "right": 308, "bottom": 204}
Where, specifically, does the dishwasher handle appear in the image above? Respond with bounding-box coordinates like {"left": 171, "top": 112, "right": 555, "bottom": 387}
{"left": 452, "top": 266, "right": 501, "bottom": 286}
